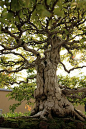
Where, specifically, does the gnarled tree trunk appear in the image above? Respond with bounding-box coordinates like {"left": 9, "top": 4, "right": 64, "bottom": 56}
{"left": 32, "top": 60, "right": 74, "bottom": 118}
{"left": 30, "top": 39, "right": 86, "bottom": 121}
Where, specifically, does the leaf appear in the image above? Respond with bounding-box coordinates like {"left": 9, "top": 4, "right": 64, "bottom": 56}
{"left": 47, "top": 0, "right": 52, "bottom": 4}
{"left": 15, "top": 16, "right": 20, "bottom": 23}
{"left": 11, "top": 0, "right": 22, "bottom": 11}
{"left": 54, "top": 8, "right": 64, "bottom": 16}
{"left": 80, "top": 37, "right": 86, "bottom": 43}
{"left": 6, "top": 12, "right": 13, "bottom": 19}
{"left": 42, "top": 9, "right": 51, "bottom": 18}
{"left": 36, "top": 4, "right": 51, "bottom": 18}
{"left": 36, "top": 4, "right": 44, "bottom": 11}
{"left": 24, "top": 0, "right": 36, "bottom": 8}
{"left": 25, "top": 0, "right": 30, "bottom": 6}
{"left": 0, "top": 1, "right": 5, "bottom": 7}
{"left": 83, "top": 30, "right": 86, "bottom": 35}
{"left": 71, "top": 2, "right": 77, "bottom": 9}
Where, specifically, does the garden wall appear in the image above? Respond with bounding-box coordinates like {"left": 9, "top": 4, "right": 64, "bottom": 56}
{"left": 0, "top": 88, "right": 29, "bottom": 114}
{"left": 0, "top": 88, "right": 85, "bottom": 114}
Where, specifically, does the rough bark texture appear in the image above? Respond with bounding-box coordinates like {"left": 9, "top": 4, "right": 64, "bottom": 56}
{"left": 32, "top": 60, "right": 74, "bottom": 119}
{"left": 30, "top": 39, "right": 86, "bottom": 121}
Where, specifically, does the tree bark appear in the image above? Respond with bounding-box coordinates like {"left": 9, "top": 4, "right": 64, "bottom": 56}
{"left": 32, "top": 58, "right": 75, "bottom": 119}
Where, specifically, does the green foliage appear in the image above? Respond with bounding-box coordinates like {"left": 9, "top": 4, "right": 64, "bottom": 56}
{"left": 0, "top": 73, "right": 15, "bottom": 88}
{"left": 58, "top": 75, "right": 86, "bottom": 89}
{"left": 6, "top": 67, "right": 36, "bottom": 112}
{"left": 58, "top": 75, "right": 86, "bottom": 104}
{"left": 3, "top": 111, "right": 31, "bottom": 118}
{"left": 7, "top": 82, "right": 35, "bottom": 112}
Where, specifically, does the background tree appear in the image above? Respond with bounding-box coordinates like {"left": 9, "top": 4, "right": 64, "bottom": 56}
{"left": 0, "top": 0, "right": 86, "bottom": 121}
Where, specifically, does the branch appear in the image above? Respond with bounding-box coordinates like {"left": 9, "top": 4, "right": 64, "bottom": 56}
{"left": 0, "top": 62, "right": 35, "bottom": 73}
{"left": 1, "top": 27, "right": 18, "bottom": 39}
{"left": 67, "top": 93, "right": 86, "bottom": 100}
{"left": 29, "top": 21, "right": 38, "bottom": 30}
{"left": 23, "top": 43, "right": 41, "bottom": 57}
{"left": 8, "top": 75, "right": 36, "bottom": 85}
{"left": 0, "top": 43, "right": 21, "bottom": 51}
{"left": 59, "top": 85, "right": 86, "bottom": 101}
{"left": 14, "top": 1, "right": 37, "bottom": 38}
{"left": 0, "top": 60, "right": 24, "bottom": 67}
{"left": 62, "top": 87, "right": 86, "bottom": 96}
{"left": 59, "top": 61, "right": 86, "bottom": 73}
{"left": 1, "top": 51, "right": 29, "bottom": 63}
{"left": 62, "top": 44, "right": 73, "bottom": 58}
{"left": 44, "top": 0, "right": 49, "bottom": 11}
{"left": 51, "top": 0, "right": 59, "bottom": 12}
{"left": 65, "top": 39, "right": 80, "bottom": 46}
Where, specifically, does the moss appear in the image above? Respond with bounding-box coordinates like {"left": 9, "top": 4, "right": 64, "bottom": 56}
{"left": 19, "top": 121, "right": 39, "bottom": 129}
{"left": 0, "top": 117, "right": 86, "bottom": 129}
{"left": 48, "top": 119, "right": 62, "bottom": 129}
{"left": 66, "top": 123, "right": 76, "bottom": 129}
{"left": 1, "top": 118, "right": 19, "bottom": 128}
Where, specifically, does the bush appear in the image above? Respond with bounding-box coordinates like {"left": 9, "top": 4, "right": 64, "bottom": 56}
{"left": 3, "top": 111, "right": 31, "bottom": 118}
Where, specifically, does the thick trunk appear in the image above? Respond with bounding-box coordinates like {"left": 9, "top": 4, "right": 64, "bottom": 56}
{"left": 30, "top": 58, "right": 86, "bottom": 121}
{"left": 30, "top": 39, "right": 86, "bottom": 121}
{"left": 31, "top": 59, "right": 75, "bottom": 119}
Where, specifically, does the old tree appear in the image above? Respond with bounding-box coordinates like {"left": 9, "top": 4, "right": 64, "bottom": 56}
{"left": 0, "top": 0, "right": 86, "bottom": 121}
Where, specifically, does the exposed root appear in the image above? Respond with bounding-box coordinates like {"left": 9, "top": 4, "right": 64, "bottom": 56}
{"left": 18, "top": 110, "right": 47, "bottom": 120}
{"left": 19, "top": 107, "right": 86, "bottom": 123}
{"left": 29, "top": 108, "right": 86, "bottom": 122}
{"left": 74, "top": 108, "right": 86, "bottom": 121}
{"left": 75, "top": 108, "right": 86, "bottom": 119}
{"left": 29, "top": 109, "right": 48, "bottom": 120}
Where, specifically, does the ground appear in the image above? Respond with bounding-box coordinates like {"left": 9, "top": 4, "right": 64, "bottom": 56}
{"left": 0, "top": 116, "right": 86, "bottom": 129}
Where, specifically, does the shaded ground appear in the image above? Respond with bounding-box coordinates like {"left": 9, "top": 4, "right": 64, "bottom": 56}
{"left": 0, "top": 116, "right": 86, "bottom": 129}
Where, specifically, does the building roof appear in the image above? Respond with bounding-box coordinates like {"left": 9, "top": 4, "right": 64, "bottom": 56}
{"left": 0, "top": 88, "right": 13, "bottom": 92}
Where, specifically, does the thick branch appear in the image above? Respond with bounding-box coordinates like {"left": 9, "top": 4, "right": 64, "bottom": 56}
{"left": 67, "top": 93, "right": 86, "bottom": 100}
{"left": 23, "top": 43, "right": 41, "bottom": 57}
{"left": 62, "top": 87, "right": 86, "bottom": 95}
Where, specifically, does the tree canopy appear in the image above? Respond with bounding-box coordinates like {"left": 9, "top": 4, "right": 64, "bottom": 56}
{"left": 0, "top": 0, "right": 86, "bottom": 114}
{"left": 0, "top": 0, "right": 86, "bottom": 72}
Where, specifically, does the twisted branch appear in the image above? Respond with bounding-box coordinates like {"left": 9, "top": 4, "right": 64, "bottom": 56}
{"left": 59, "top": 61, "right": 86, "bottom": 73}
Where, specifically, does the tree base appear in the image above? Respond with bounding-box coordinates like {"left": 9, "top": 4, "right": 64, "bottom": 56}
{"left": 33, "top": 61, "right": 86, "bottom": 122}
{"left": 30, "top": 108, "right": 86, "bottom": 121}
{"left": 29, "top": 95, "right": 86, "bottom": 122}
